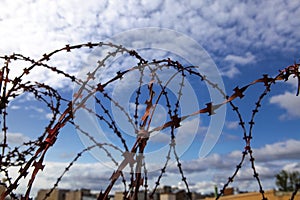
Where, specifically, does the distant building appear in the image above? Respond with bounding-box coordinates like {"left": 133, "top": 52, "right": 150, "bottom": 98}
{"left": 35, "top": 188, "right": 97, "bottom": 200}
{"left": 190, "top": 191, "right": 208, "bottom": 200}
{"left": 35, "top": 188, "right": 69, "bottom": 200}
{"left": 160, "top": 189, "right": 189, "bottom": 200}
{"left": 114, "top": 186, "right": 206, "bottom": 200}
{"left": 160, "top": 193, "right": 176, "bottom": 200}
{"left": 65, "top": 189, "right": 97, "bottom": 200}
{"left": 150, "top": 186, "right": 173, "bottom": 200}
{"left": 114, "top": 191, "right": 125, "bottom": 200}
{"left": 114, "top": 191, "right": 146, "bottom": 200}
{"left": 222, "top": 187, "right": 234, "bottom": 196}
{"left": 204, "top": 189, "right": 300, "bottom": 200}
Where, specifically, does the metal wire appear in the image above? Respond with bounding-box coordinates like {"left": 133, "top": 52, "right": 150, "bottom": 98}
{"left": 0, "top": 43, "right": 299, "bottom": 200}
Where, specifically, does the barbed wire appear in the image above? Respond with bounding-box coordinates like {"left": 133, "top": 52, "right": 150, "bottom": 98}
{"left": 0, "top": 42, "right": 299, "bottom": 200}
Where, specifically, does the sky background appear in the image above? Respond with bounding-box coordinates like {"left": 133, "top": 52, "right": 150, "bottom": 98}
{"left": 1, "top": 0, "right": 300, "bottom": 198}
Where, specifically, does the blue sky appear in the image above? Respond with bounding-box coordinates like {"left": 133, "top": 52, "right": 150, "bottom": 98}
{"left": 1, "top": 0, "right": 300, "bottom": 197}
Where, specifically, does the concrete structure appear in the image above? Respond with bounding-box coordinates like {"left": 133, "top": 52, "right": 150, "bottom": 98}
{"left": 114, "top": 186, "right": 213, "bottom": 200}
{"left": 160, "top": 193, "right": 176, "bottom": 200}
{"left": 205, "top": 189, "right": 300, "bottom": 200}
{"left": 114, "top": 191, "right": 125, "bottom": 200}
{"left": 114, "top": 186, "right": 204, "bottom": 200}
{"left": 35, "top": 188, "right": 97, "bottom": 200}
{"left": 114, "top": 191, "right": 145, "bottom": 200}
{"left": 173, "top": 190, "right": 187, "bottom": 200}
{"left": 65, "top": 189, "right": 97, "bottom": 200}
{"left": 191, "top": 192, "right": 209, "bottom": 200}
{"left": 114, "top": 186, "right": 176, "bottom": 200}
{"left": 151, "top": 186, "right": 173, "bottom": 200}
{"left": 222, "top": 187, "right": 234, "bottom": 196}
{"left": 35, "top": 188, "right": 69, "bottom": 200}
{"left": 160, "top": 190, "right": 189, "bottom": 200}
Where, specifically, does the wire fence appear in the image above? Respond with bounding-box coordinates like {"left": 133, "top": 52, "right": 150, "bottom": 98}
{"left": 0, "top": 42, "right": 299, "bottom": 200}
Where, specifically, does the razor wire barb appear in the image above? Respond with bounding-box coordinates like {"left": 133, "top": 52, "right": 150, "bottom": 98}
{"left": 0, "top": 42, "right": 299, "bottom": 200}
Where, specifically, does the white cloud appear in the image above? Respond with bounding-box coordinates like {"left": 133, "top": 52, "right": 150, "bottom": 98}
{"left": 45, "top": 113, "right": 54, "bottom": 120}
{"left": 234, "top": 164, "right": 276, "bottom": 181}
{"left": 227, "top": 140, "right": 300, "bottom": 163}
{"left": 149, "top": 131, "right": 170, "bottom": 144}
{"left": 2, "top": 139, "right": 299, "bottom": 197}
{"left": 282, "top": 162, "right": 300, "bottom": 172}
{"left": 285, "top": 77, "right": 300, "bottom": 90}
{"left": 269, "top": 91, "right": 300, "bottom": 119}
{"left": 225, "top": 121, "right": 239, "bottom": 129}
{"left": 221, "top": 52, "right": 256, "bottom": 78}
{"left": 25, "top": 106, "right": 44, "bottom": 113}
{"left": 254, "top": 139, "right": 300, "bottom": 161}
{"left": 182, "top": 140, "right": 300, "bottom": 192}
{"left": 0, "top": 132, "right": 30, "bottom": 145}
{"left": 10, "top": 105, "right": 21, "bottom": 110}
{"left": 168, "top": 153, "right": 232, "bottom": 174}
{"left": 0, "top": 0, "right": 299, "bottom": 87}
{"left": 219, "top": 64, "right": 240, "bottom": 78}
{"left": 179, "top": 181, "right": 216, "bottom": 194}
{"left": 224, "top": 52, "right": 256, "bottom": 65}
{"left": 176, "top": 117, "right": 202, "bottom": 142}
{"left": 3, "top": 161, "right": 118, "bottom": 198}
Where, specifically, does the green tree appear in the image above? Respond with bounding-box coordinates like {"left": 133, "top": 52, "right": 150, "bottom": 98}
{"left": 275, "top": 170, "right": 300, "bottom": 191}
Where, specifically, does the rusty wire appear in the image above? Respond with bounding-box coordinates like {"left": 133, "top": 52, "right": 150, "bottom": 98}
{"left": 0, "top": 42, "right": 299, "bottom": 200}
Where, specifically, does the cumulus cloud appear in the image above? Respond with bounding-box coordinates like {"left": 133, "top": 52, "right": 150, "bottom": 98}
{"left": 254, "top": 139, "right": 300, "bottom": 161}
{"left": 224, "top": 52, "right": 256, "bottom": 65}
{"left": 162, "top": 139, "right": 300, "bottom": 192}
{"left": 225, "top": 120, "right": 239, "bottom": 129}
{"left": 219, "top": 65, "right": 240, "bottom": 78}
{"left": 0, "top": 132, "right": 30, "bottom": 145}
{"left": 1, "top": 0, "right": 300, "bottom": 86}
{"left": 6, "top": 161, "right": 118, "bottom": 197}
{"left": 226, "top": 139, "right": 300, "bottom": 163}
{"left": 221, "top": 52, "right": 256, "bottom": 78}
{"left": 282, "top": 162, "right": 300, "bottom": 172}
{"left": 269, "top": 91, "right": 300, "bottom": 120}
{"left": 10, "top": 105, "right": 21, "bottom": 110}
{"left": 4, "top": 139, "right": 299, "bottom": 197}
{"left": 185, "top": 181, "right": 216, "bottom": 194}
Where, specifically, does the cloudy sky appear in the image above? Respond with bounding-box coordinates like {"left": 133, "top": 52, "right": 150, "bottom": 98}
{"left": 1, "top": 0, "right": 300, "bottom": 198}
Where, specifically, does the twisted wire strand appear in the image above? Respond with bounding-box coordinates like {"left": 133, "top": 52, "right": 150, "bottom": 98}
{"left": 0, "top": 43, "right": 299, "bottom": 200}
